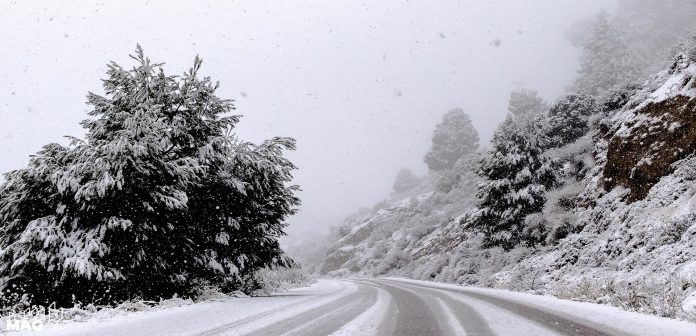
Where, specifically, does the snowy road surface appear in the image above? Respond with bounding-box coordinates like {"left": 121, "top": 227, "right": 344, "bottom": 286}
{"left": 14, "top": 278, "right": 696, "bottom": 336}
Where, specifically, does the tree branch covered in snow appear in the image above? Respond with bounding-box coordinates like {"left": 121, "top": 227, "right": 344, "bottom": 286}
{"left": 0, "top": 46, "right": 300, "bottom": 308}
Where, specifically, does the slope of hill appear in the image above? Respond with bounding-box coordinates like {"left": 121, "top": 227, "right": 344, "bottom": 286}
{"left": 315, "top": 46, "right": 696, "bottom": 321}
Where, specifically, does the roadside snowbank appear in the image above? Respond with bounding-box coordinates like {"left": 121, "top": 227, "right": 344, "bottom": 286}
{"left": 7, "top": 279, "right": 348, "bottom": 336}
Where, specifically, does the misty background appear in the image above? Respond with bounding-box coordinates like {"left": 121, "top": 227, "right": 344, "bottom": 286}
{"left": 0, "top": 0, "right": 618, "bottom": 246}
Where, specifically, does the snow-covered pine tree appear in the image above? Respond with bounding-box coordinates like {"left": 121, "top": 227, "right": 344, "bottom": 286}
{"left": 392, "top": 168, "right": 421, "bottom": 194}
{"left": 614, "top": 0, "right": 696, "bottom": 75}
{"left": 0, "top": 46, "right": 299, "bottom": 307}
{"left": 471, "top": 116, "right": 558, "bottom": 249}
{"left": 573, "top": 11, "right": 639, "bottom": 96}
{"left": 544, "top": 92, "right": 599, "bottom": 148}
{"left": 507, "top": 89, "right": 548, "bottom": 122}
{"left": 436, "top": 153, "right": 480, "bottom": 194}
{"left": 184, "top": 136, "right": 300, "bottom": 292}
{"left": 424, "top": 109, "right": 479, "bottom": 171}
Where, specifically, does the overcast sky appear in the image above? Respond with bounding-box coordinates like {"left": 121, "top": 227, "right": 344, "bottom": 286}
{"left": 0, "top": 0, "right": 616, "bottom": 245}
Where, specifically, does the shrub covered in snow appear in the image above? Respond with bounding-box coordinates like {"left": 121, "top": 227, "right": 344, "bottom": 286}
{"left": 544, "top": 92, "right": 599, "bottom": 148}
{"left": 392, "top": 168, "right": 422, "bottom": 194}
{"left": 253, "top": 267, "right": 315, "bottom": 294}
{"left": 373, "top": 248, "right": 411, "bottom": 276}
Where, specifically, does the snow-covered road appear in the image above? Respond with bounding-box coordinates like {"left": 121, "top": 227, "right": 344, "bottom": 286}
{"left": 12, "top": 278, "right": 696, "bottom": 336}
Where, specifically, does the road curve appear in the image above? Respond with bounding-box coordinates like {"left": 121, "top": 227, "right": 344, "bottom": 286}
{"left": 22, "top": 278, "right": 696, "bottom": 336}
{"left": 192, "top": 278, "right": 664, "bottom": 336}
{"left": 368, "top": 279, "right": 446, "bottom": 336}
{"left": 363, "top": 279, "right": 494, "bottom": 336}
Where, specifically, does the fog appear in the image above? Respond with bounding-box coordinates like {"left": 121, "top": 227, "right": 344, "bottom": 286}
{"left": 0, "top": 0, "right": 617, "bottom": 246}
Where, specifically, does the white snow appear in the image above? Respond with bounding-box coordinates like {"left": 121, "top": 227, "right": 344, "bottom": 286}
{"left": 440, "top": 290, "right": 561, "bottom": 336}
{"left": 669, "top": 121, "right": 682, "bottom": 132}
{"left": 434, "top": 297, "right": 468, "bottom": 336}
{"left": 647, "top": 63, "right": 696, "bottom": 104}
{"left": 9, "top": 280, "right": 355, "bottom": 336}
{"left": 7, "top": 278, "right": 696, "bottom": 335}
{"left": 328, "top": 284, "right": 391, "bottom": 336}
{"left": 387, "top": 278, "right": 696, "bottom": 336}
{"left": 683, "top": 291, "right": 696, "bottom": 316}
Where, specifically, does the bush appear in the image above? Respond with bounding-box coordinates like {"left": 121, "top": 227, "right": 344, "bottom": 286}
{"left": 522, "top": 213, "right": 548, "bottom": 246}
{"left": 253, "top": 267, "right": 315, "bottom": 294}
{"left": 551, "top": 274, "right": 696, "bottom": 320}
{"left": 373, "top": 248, "right": 411, "bottom": 275}
{"left": 545, "top": 92, "right": 599, "bottom": 147}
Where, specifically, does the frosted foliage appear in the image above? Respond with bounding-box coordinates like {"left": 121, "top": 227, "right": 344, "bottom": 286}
{"left": 0, "top": 47, "right": 299, "bottom": 308}
{"left": 614, "top": 0, "right": 696, "bottom": 75}
{"left": 545, "top": 92, "right": 599, "bottom": 147}
{"left": 424, "top": 109, "right": 480, "bottom": 171}
{"left": 508, "top": 89, "right": 548, "bottom": 121}
{"left": 313, "top": 25, "right": 696, "bottom": 324}
{"left": 392, "top": 168, "right": 421, "bottom": 194}
{"left": 472, "top": 117, "right": 558, "bottom": 249}
{"left": 573, "top": 12, "right": 639, "bottom": 95}
{"left": 320, "top": 155, "right": 479, "bottom": 277}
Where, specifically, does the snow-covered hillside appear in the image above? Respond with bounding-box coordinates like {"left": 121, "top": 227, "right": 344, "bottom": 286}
{"left": 315, "top": 42, "right": 696, "bottom": 322}
{"left": 321, "top": 192, "right": 437, "bottom": 276}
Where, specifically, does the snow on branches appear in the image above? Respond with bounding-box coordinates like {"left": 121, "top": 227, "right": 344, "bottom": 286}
{"left": 0, "top": 46, "right": 299, "bottom": 307}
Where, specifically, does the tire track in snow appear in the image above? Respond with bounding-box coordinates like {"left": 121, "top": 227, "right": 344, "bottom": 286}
{"left": 246, "top": 281, "right": 377, "bottom": 336}
{"left": 384, "top": 279, "right": 553, "bottom": 336}
{"left": 328, "top": 281, "right": 391, "bottom": 336}
{"left": 193, "top": 280, "right": 356, "bottom": 336}
{"left": 434, "top": 297, "right": 468, "bottom": 336}
{"left": 368, "top": 279, "right": 493, "bottom": 336}
{"left": 365, "top": 279, "right": 446, "bottom": 336}
{"left": 383, "top": 279, "right": 632, "bottom": 336}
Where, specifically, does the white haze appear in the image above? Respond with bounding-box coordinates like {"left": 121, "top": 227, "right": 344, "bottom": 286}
{"left": 0, "top": 0, "right": 617, "bottom": 246}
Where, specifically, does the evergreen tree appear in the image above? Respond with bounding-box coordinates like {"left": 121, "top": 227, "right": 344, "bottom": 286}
{"left": 508, "top": 89, "right": 547, "bottom": 121}
{"left": 573, "top": 11, "right": 639, "bottom": 95}
{"left": 545, "top": 92, "right": 599, "bottom": 147}
{"left": 0, "top": 47, "right": 299, "bottom": 307}
{"left": 599, "top": 82, "right": 642, "bottom": 114}
{"left": 472, "top": 117, "right": 557, "bottom": 249}
{"left": 614, "top": 0, "right": 696, "bottom": 75}
{"left": 424, "top": 109, "right": 479, "bottom": 171}
{"left": 392, "top": 168, "right": 421, "bottom": 194}
{"left": 436, "top": 153, "right": 480, "bottom": 194}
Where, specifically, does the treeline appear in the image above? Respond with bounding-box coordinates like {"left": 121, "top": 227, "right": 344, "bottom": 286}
{"left": 418, "top": 4, "right": 696, "bottom": 250}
